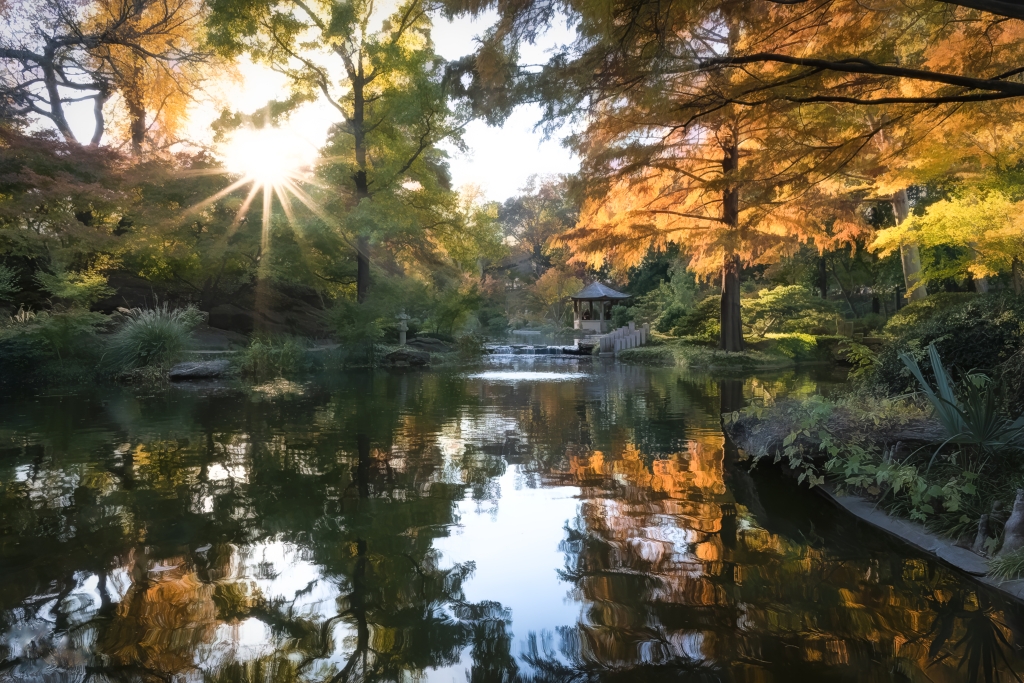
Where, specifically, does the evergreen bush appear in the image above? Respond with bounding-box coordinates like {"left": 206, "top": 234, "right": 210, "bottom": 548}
{"left": 872, "top": 294, "right": 1024, "bottom": 396}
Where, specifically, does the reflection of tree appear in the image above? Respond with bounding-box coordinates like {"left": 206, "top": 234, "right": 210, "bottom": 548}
{"left": 2, "top": 365, "right": 1023, "bottom": 682}
{"left": 549, "top": 428, "right": 1024, "bottom": 682}
{"left": 0, "top": 371, "right": 512, "bottom": 682}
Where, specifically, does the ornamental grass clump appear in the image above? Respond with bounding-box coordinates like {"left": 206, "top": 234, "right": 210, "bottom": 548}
{"left": 238, "top": 335, "right": 309, "bottom": 379}
{"left": 106, "top": 303, "right": 204, "bottom": 371}
{"left": 989, "top": 548, "right": 1024, "bottom": 581}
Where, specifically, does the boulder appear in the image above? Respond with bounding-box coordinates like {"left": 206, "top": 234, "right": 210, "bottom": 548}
{"left": 407, "top": 337, "right": 451, "bottom": 353}
{"left": 382, "top": 348, "right": 430, "bottom": 368}
{"left": 208, "top": 304, "right": 254, "bottom": 335}
{"left": 169, "top": 360, "right": 232, "bottom": 380}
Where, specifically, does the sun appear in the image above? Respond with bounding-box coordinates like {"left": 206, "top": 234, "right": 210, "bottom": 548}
{"left": 220, "top": 127, "right": 314, "bottom": 186}
{"left": 187, "top": 124, "right": 334, "bottom": 264}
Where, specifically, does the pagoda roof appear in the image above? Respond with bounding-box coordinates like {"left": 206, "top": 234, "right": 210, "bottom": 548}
{"left": 571, "top": 282, "right": 631, "bottom": 300}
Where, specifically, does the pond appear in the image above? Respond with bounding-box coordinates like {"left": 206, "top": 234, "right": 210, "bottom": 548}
{"left": 1, "top": 356, "right": 1023, "bottom": 682}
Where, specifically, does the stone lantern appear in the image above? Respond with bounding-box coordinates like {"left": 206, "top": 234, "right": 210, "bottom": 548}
{"left": 397, "top": 312, "right": 410, "bottom": 345}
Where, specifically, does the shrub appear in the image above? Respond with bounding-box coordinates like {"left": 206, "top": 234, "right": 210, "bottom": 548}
{"left": 743, "top": 285, "right": 839, "bottom": 336}
{"left": 0, "top": 307, "right": 105, "bottom": 385}
{"left": 33, "top": 309, "right": 106, "bottom": 362}
{"left": 883, "top": 292, "right": 976, "bottom": 338}
{"left": 35, "top": 268, "right": 113, "bottom": 307}
{"left": 238, "top": 335, "right": 309, "bottom": 379}
{"left": 106, "top": 303, "right": 204, "bottom": 371}
{"left": 668, "top": 295, "right": 720, "bottom": 341}
{"left": 0, "top": 264, "right": 19, "bottom": 302}
{"left": 763, "top": 333, "right": 820, "bottom": 361}
{"left": 872, "top": 294, "right": 1024, "bottom": 395}
{"left": 456, "top": 334, "right": 485, "bottom": 358}
{"left": 654, "top": 302, "right": 689, "bottom": 334}
{"left": 610, "top": 304, "right": 633, "bottom": 329}
{"left": 616, "top": 345, "right": 676, "bottom": 365}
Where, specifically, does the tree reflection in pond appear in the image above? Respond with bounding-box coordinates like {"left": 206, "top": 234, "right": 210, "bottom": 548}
{"left": 0, "top": 361, "right": 1022, "bottom": 682}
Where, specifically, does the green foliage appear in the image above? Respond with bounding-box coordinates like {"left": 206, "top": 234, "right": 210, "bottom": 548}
{"left": 329, "top": 298, "right": 388, "bottom": 349}
{"left": 873, "top": 294, "right": 1024, "bottom": 396}
{"left": 455, "top": 333, "right": 485, "bottom": 358}
{"left": 620, "top": 340, "right": 795, "bottom": 371}
{"left": 31, "top": 309, "right": 106, "bottom": 362}
{"left": 871, "top": 189, "right": 1024, "bottom": 292}
{"left": 106, "top": 303, "right": 204, "bottom": 371}
{"left": 989, "top": 548, "right": 1024, "bottom": 581}
{"left": 476, "top": 305, "right": 510, "bottom": 339}
{"left": 35, "top": 268, "right": 113, "bottom": 307}
{"left": 238, "top": 335, "right": 309, "bottom": 379}
{"left": 743, "top": 285, "right": 839, "bottom": 336}
{"left": 671, "top": 296, "right": 720, "bottom": 341}
{"left": 615, "top": 344, "right": 676, "bottom": 365}
{"left": 733, "top": 394, "right": 980, "bottom": 524}
{"left": 610, "top": 304, "right": 632, "bottom": 329}
{"left": 841, "top": 340, "right": 878, "bottom": 380}
{"left": 430, "top": 286, "right": 483, "bottom": 337}
{"left": 900, "top": 344, "right": 1024, "bottom": 467}
{"left": 884, "top": 293, "right": 977, "bottom": 338}
{"left": 762, "top": 333, "right": 819, "bottom": 361}
{"left": 0, "top": 264, "right": 19, "bottom": 302}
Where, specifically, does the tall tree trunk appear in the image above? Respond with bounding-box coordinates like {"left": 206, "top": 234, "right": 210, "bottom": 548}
{"left": 818, "top": 256, "right": 828, "bottom": 299}
{"left": 127, "top": 89, "right": 146, "bottom": 154}
{"left": 353, "top": 59, "right": 371, "bottom": 303}
{"left": 891, "top": 189, "right": 927, "bottom": 301}
{"left": 1014, "top": 258, "right": 1023, "bottom": 296}
{"left": 720, "top": 142, "right": 744, "bottom": 352}
{"left": 41, "top": 49, "right": 76, "bottom": 143}
{"left": 90, "top": 87, "right": 109, "bottom": 147}
{"left": 720, "top": 255, "right": 743, "bottom": 352}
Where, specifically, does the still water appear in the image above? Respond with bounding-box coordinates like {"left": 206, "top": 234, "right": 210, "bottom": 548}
{"left": 2, "top": 357, "right": 1023, "bottom": 682}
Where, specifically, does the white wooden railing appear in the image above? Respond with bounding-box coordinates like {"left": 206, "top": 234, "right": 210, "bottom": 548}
{"left": 598, "top": 321, "right": 651, "bottom": 356}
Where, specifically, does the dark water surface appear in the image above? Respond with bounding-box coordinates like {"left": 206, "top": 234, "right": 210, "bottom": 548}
{"left": 2, "top": 357, "right": 1023, "bottom": 682}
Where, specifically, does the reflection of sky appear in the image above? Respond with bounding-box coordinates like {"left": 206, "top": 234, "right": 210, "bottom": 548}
{"left": 197, "top": 540, "right": 349, "bottom": 672}
{"left": 433, "top": 466, "right": 581, "bottom": 677}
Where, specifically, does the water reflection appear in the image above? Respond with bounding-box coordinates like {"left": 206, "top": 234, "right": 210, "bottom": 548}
{"left": 0, "top": 359, "right": 1021, "bottom": 682}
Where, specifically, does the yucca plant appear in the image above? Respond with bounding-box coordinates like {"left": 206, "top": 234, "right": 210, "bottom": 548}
{"left": 106, "top": 303, "right": 204, "bottom": 371}
{"left": 900, "top": 343, "right": 1024, "bottom": 468}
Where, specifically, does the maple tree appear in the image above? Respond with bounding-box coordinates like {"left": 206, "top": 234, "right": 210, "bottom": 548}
{"left": 0, "top": 0, "right": 211, "bottom": 148}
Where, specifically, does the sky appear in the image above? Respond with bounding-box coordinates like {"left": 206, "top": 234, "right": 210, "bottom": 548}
{"left": 62, "top": 10, "right": 579, "bottom": 204}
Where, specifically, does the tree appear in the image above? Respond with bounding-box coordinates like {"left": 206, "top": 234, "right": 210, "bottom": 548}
{"left": 0, "top": 0, "right": 210, "bottom": 148}
{"left": 872, "top": 187, "right": 1024, "bottom": 294}
{"left": 0, "top": 125, "right": 130, "bottom": 288}
{"left": 207, "top": 0, "right": 470, "bottom": 302}
{"left": 530, "top": 5, "right": 871, "bottom": 350}
{"left": 531, "top": 267, "right": 582, "bottom": 326}
{"left": 448, "top": 0, "right": 1024, "bottom": 310}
